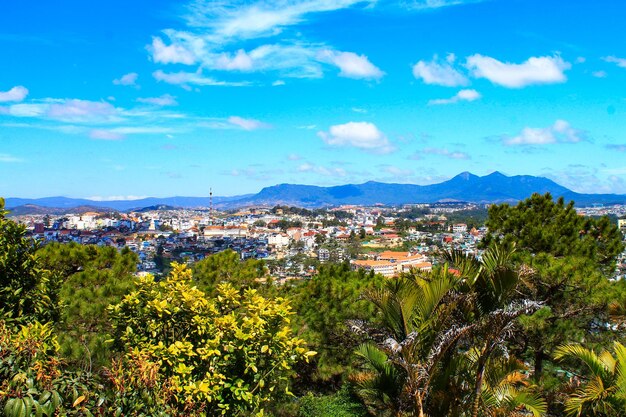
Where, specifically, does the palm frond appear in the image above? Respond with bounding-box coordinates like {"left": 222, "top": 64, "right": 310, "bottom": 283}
{"left": 554, "top": 344, "right": 611, "bottom": 380}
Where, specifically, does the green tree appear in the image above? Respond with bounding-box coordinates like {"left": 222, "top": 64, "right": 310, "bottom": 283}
{"left": 353, "top": 245, "right": 545, "bottom": 417}
{"left": 0, "top": 320, "right": 99, "bottom": 417}
{"left": 483, "top": 193, "right": 626, "bottom": 382}
{"left": 0, "top": 198, "right": 60, "bottom": 325}
{"left": 554, "top": 342, "right": 626, "bottom": 416}
{"left": 191, "top": 249, "right": 269, "bottom": 296}
{"left": 442, "top": 245, "right": 544, "bottom": 417}
{"left": 108, "top": 263, "right": 315, "bottom": 416}
{"left": 484, "top": 193, "right": 624, "bottom": 272}
{"left": 37, "top": 242, "right": 138, "bottom": 369}
{"left": 285, "top": 263, "right": 383, "bottom": 387}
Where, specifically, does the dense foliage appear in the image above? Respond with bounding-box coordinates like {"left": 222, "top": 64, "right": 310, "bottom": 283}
{"left": 37, "top": 242, "right": 138, "bottom": 369}
{"left": 1, "top": 193, "right": 626, "bottom": 416}
{"left": 484, "top": 193, "right": 624, "bottom": 270}
{"left": 0, "top": 198, "right": 60, "bottom": 325}
{"left": 108, "top": 262, "right": 315, "bottom": 416}
{"left": 192, "top": 249, "right": 269, "bottom": 296}
{"left": 285, "top": 263, "right": 383, "bottom": 386}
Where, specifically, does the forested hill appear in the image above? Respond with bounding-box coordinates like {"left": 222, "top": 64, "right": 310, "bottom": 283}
{"left": 6, "top": 171, "right": 626, "bottom": 211}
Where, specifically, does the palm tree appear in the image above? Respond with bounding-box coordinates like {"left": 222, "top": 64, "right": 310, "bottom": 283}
{"left": 442, "top": 244, "right": 543, "bottom": 417}
{"left": 463, "top": 349, "right": 546, "bottom": 417}
{"left": 352, "top": 244, "right": 544, "bottom": 417}
{"left": 353, "top": 267, "right": 465, "bottom": 416}
{"left": 554, "top": 341, "right": 626, "bottom": 416}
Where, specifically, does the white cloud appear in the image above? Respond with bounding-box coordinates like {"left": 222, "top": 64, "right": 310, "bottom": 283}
{"left": 0, "top": 153, "right": 23, "bottom": 163}
{"left": 5, "top": 103, "right": 47, "bottom": 117}
{"left": 112, "top": 72, "right": 139, "bottom": 86}
{"left": 147, "top": 1, "right": 385, "bottom": 81}
{"left": 47, "top": 99, "right": 120, "bottom": 123}
{"left": 89, "top": 129, "right": 124, "bottom": 140}
{"left": 111, "top": 126, "right": 178, "bottom": 135}
{"left": 88, "top": 195, "right": 148, "bottom": 201}
{"left": 412, "top": 55, "right": 468, "bottom": 87}
{"left": 318, "top": 121, "right": 395, "bottom": 153}
{"left": 214, "top": 49, "right": 254, "bottom": 70}
{"left": 287, "top": 153, "right": 301, "bottom": 160}
{"left": 240, "top": 43, "right": 323, "bottom": 78}
{"left": 227, "top": 116, "right": 270, "bottom": 130}
{"left": 183, "top": 0, "right": 371, "bottom": 43}
{"left": 297, "top": 162, "right": 347, "bottom": 177}
{"left": 504, "top": 119, "right": 585, "bottom": 146}
{"left": 149, "top": 37, "right": 196, "bottom": 65}
{"left": 466, "top": 54, "right": 571, "bottom": 88}
{"left": 272, "top": 80, "right": 286, "bottom": 86}
{"left": 153, "top": 69, "right": 250, "bottom": 87}
{"left": 317, "top": 50, "right": 384, "bottom": 79}
{"left": 137, "top": 94, "right": 178, "bottom": 106}
{"left": 5, "top": 99, "right": 121, "bottom": 123}
{"left": 592, "top": 70, "right": 607, "bottom": 78}
{"left": 403, "top": 0, "right": 484, "bottom": 10}
{"left": 380, "top": 165, "right": 413, "bottom": 177}
{"left": 0, "top": 86, "right": 28, "bottom": 102}
{"left": 429, "top": 89, "right": 481, "bottom": 105}
{"left": 603, "top": 56, "right": 626, "bottom": 68}
{"left": 420, "top": 147, "right": 470, "bottom": 159}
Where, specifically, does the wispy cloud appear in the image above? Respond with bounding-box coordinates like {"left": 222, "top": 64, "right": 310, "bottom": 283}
{"left": 411, "top": 147, "right": 470, "bottom": 159}
{"left": 3, "top": 98, "right": 121, "bottom": 123}
{"left": 147, "top": 0, "right": 384, "bottom": 81}
{"left": 429, "top": 89, "right": 481, "bottom": 105}
{"left": 112, "top": 72, "right": 139, "bottom": 87}
{"left": 317, "top": 49, "right": 384, "bottom": 80}
{"left": 0, "top": 86, "right": 28, "bottom": 103}
{"left": 503, "top": 120, "right": 585, "bottom": 146}
{"left": 149, "top": 37, "right": 196, "bottom": 65}
{"left": 136, "top": 94, "right": 178, "bottom": 106}
{"left": 318, "top": 121, "right": 395, "bottom": 154}
{"left": 402, "top": 0, "right": 486, "bottom": 10}
{"left": 152, "top": 69, "right": 251, "bottom": 88}
{"left": 412, "top": 54, "right": 468, "bottom": 87}
{"left": 181, "top": 0, "right": 372, "bottom": 43}
{"left": 88, "top": 195, "right": 149, "bottom": 201}
{"left": 466, "top": 54, "right": 571, "bottom": 88}
{"left": 606, "top": 144, "right": 626, "bottom": 152}
{"left": 89, "top": 129, "right": 124, "bottom": 140}
{"left": 603, "top": 56, "right": 626, "bottom": 68}
{"left": 379, "top": 165, "right": 414, "bottom": 177}
{"left": 0, "top": 153, "right": 23, "bottom": 163}
{"left": 227, "top": 116, "right": 271, "bottom": 130}
{"left": 297, "top": 162, "right": 347, "bottom": 177}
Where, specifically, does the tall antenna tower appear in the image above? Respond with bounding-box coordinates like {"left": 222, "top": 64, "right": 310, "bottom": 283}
{"left": 209, "top": 188, "right": 213, "bottom": 226}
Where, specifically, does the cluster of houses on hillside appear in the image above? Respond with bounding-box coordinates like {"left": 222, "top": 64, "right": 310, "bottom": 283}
{"left": 13, "top": 205, "right": 466, "bottom": 276}
{"left": 11, "top": 202, "right": 626, "bottom": 280}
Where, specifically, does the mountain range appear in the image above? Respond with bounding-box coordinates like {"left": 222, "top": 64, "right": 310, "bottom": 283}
{"left": 5, "top": 172, "right": 626, "bottom": 214}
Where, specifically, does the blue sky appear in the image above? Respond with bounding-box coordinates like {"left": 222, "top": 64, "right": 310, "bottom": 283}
{"left": 1, "top": 0, "right": 625, "bottom": 199}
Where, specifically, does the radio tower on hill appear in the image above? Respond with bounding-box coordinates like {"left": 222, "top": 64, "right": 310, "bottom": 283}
{"left": 209, "top": 188, "right": 213, "bottom": 226}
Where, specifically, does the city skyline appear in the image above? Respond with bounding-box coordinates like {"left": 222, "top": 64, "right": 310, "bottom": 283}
{"left": 1, "top": 0, "right": 625, "bottom": 199}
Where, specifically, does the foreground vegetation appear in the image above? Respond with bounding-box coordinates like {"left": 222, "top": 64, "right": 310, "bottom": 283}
{"left": 1, "top": 194, "right": 626, "bottom": 416}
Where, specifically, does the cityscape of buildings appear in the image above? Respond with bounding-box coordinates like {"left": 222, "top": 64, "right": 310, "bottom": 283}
{"left": 12, "top": 201, "right": 626, "bottom": 282}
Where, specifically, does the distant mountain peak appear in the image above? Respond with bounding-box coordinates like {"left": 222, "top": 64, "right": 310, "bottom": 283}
{"left": 6, "top": 171, "right": 625, "bottom": 210}
{"left": 452, "top": 171, "right": 478, "bottom": 181}
{"left": 485, "top": 171, "right": 506, "bottom": 178}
